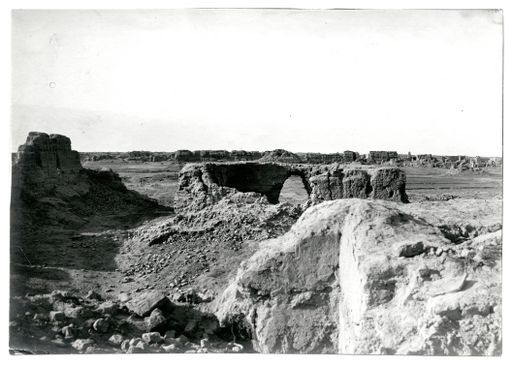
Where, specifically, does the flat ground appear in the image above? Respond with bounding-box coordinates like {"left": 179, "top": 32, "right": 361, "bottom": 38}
{"left": 403, "top": 166, "right": 502, "bottom": 201}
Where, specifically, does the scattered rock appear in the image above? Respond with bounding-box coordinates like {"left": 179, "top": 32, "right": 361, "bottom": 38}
{"left": 51, "top": 339, "right": 67, "bottom": 348}
{"left": 164, "top": 330, "right": 176, "bottom": 339}
{"left": 228, "top": 342, "right": 244, "bottom": 353}
{"left": 144, "top": 308, "right": 167, "bottom": 332}
{"left": 71, "top": 338, "right": 95, "bottom": 352}
{"left": 49, "top": 311, "right": 66, "bottom": 322}
{"left": 126, "top": 290, "right": 171, "bottom": 317}
{"left": 86, "top": 290, "right": 103, "bottom": 301}
{"left": 118, "top": 293, "right": 131, "bottom": 303}
{"left": 63, "top": 305, "right": 94, "bottom": 319}
{"left": 120, "top": 339, "right": 130, "bottom": 352}
{"left": 428, "top": 273, "right": 468, "bottom": 297}
{"left": 96, "top": 301, "right": 118, "bottom": 316}
{"left": 92, "top": 318, "right": 110, "bottom": 333}
{"left": 108, "top": 334, "right": 124, "bottom": 346}
{"left": 142, "top": 332, "right": 164, "bottom": 344}
{"left": 176, "top": 335, "right": 189, "bottom": 344}
{"left": 200, "top": 338, "right": 210, "bottom": 348}
{"left": 126, "top": 338, "right": 146, "bottom": 353}
{"left": 397, "top": 241, "right": 426, "bottom": 257}
{"left": 175, "top": 288, "right": 214, "bottom": 304}
{"left": 61, "top": 324, "right": 76, "bottom": 339}
{"left": 162, "top": 344, "right": 178, "bottom": 352}
{"left": 33, "top": 313, "right": 49, "bottom": 322}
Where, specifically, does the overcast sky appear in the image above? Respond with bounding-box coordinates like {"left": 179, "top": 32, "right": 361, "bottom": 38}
{"left": 11, "top": 9, "right": 502, "bottom": 156}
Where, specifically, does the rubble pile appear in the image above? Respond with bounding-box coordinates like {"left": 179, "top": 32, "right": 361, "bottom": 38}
{"left": 9, "top": 289, "right": 250, "bottom": 354}
{"left": 118, "top": 198, "right": 304, "bottom": 292}
{"left": 258, "top": 149, "right": 303, "bottom": 163}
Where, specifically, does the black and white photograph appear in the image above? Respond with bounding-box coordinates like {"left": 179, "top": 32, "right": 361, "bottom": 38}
{"left": 5, "top": 3, "right": 505, "bottom": 359}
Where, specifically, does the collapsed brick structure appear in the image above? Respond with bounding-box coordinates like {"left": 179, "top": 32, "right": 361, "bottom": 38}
{"left": 174, "top": 162, "right": 408, "bottom": 212}
{"left": 11, "top": 132, "right": 162, "bottom": 231}
{"left": 368, "top": 151, "right": 399, "bottom": 163}
{"left": 343, "top": 150, "right": 359, "bottom": 162}
{"left": 12, "top": 132, "right": 82, "bottom": 187}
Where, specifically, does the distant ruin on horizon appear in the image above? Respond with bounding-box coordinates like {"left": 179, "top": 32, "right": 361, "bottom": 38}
{"left": 78, "top": 148, "right": 502, "bottom": 169}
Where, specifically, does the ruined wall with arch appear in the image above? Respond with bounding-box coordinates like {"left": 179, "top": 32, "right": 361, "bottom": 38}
{"left": 174, "top": 162, "right": 408, "bottom": 212}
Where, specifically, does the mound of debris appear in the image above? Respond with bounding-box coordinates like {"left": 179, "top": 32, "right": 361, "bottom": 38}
{"left": 214, "top": 199, "right": 501, "bottom": 355}
{"left": 118, "top": 195, "right": 303, "bottom": 298}
{"left": 9, "top": 289, "right": 249, "bottom": 354}
{"left": 131, "top": 195, "right": 303, "bottom": 248}
{"left": 259, "top": 149, "right": 303, "bottom": 163}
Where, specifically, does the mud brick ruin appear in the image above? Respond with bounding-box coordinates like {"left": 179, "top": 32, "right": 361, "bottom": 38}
{"left": 174, "top": 162, "right": 408, "bottom": 212}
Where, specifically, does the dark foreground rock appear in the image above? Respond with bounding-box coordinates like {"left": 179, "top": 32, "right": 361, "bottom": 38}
{"left": 9, "top": 289, "right": 251, "bottom": 354}
{"left": 126, "top": 290, "right": 171, "bottom": 317}
{"left": 214, "top": 199, "right": 501, "bottom": 355}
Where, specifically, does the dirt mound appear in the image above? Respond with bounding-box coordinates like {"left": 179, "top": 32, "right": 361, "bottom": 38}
{"left": 214, "top": 199, "right": 501, "bottom": 354}
{"left": 259, "top": 149, "right": 303, "bottom": 163}
{"left": 118, "top": 196, "right": 303, "bottom": 299}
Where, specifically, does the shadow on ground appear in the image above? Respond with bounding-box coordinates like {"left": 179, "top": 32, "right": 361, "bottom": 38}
{"left": 10, "top": 210, "right": 171, "bottom": 273}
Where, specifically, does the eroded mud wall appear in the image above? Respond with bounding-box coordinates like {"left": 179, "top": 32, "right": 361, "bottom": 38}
{"left": 174, "top": 162, "right": 408, "bottom": 212}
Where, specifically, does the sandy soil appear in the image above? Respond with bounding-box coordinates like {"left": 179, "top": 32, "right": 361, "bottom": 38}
{"left": 403, "top": 166, "right": 502, "bottom": 201}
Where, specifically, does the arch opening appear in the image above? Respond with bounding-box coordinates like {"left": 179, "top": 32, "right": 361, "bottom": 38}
{"left": 278, "top": 175, "right": 310, "bottom": 205}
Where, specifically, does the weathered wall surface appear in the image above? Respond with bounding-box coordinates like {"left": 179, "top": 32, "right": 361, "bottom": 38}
{"left": 214, "top": 199, "right": 501, "bottom": 355}
{"left": 174, "top": 162, "right": 408, "bottom": 212}
{"left": 368, "top": 150, "right": 399, "bottom": 163}
{"left": 13, "top": 132, "right": 82, "bottom": 186}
